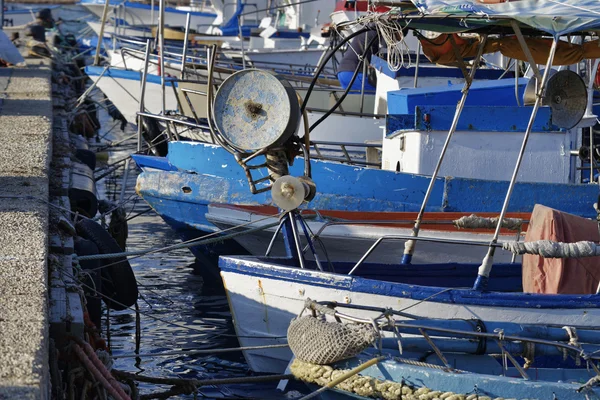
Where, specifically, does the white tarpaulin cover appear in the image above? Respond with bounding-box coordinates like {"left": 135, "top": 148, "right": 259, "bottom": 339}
{"left": 409, "top": 0, "right": 600, "bottom": 36}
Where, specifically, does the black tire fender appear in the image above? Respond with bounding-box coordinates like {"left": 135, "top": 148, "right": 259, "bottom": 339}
{"left": 140, "top": 116, "right": 168, "bottom": 157}
{"left": 75, "top": 149, "right": 97, "bottom": 171}
{"left": 74, "top": 236, "right": 103, "bottom": 328}
{"left": 75, "top": 218, "right": 138, "bottom": 310}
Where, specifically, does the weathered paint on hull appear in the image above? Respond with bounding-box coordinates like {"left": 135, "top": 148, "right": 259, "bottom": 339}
{"left": 219, "top": 256, "right": 600, "bottom": 373}
{"left": 133, "top": 142, "right": 600, "bottom": 266}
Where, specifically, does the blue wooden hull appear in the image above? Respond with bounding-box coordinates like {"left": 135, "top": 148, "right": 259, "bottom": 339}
{"left": 133, "top": 142, "right": 600, "bottom": 270}
{"left": 318, "top": 351, "right": 600, "bottom": 400}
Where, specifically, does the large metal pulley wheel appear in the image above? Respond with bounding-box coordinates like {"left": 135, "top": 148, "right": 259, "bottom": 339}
{"left": 523, "top": 69, "right": 587, "bottom": 129}
{"left": 213, "top": 69, "right": 301, "bottom": 152}
{"left": 545, "top": 70, "right": 587, "bottom": 129}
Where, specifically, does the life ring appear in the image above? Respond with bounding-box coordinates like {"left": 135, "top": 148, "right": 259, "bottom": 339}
{"left": 74, "top": 236, "right": 103, "bottom": 328}
{"left": 140, "top": 115, "right": 169, "bottom": 157}
{"left": 595, "top": 62, "right": 600, "bottom": 89}
{"left": 76, "top": 219, "right": 138, "bottom": 311}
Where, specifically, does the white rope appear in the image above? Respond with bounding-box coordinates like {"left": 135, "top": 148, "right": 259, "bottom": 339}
{"left": 353, "top": 11, "right": 412, "bottom": 71}
{"left": 454, "top": 214, "right": 523, "bottom": 231}
{"left": 502, "top": 240, "right": 600, "bottom": 258}
{"left": 376, "top": 17, "right": 412, "bottom": 71}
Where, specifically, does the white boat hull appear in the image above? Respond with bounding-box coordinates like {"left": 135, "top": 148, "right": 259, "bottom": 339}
{"left": 207, "top": 206, "right": 519, "bottom": 264}
{"left": 87, "top": 20, "right": 153, "bottom": 38}
{"left": 220, "top": 258, "right": 600, "bottom": 374}
{"left": 88, "top": 71, "right": 177, "bottom": 123}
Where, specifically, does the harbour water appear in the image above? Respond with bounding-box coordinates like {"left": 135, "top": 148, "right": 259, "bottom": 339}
{"left": 95, "top": 92, "right": 288, "bottom": 399}
{"left": 51, "top": 5, "right": 286, "bottom": 396}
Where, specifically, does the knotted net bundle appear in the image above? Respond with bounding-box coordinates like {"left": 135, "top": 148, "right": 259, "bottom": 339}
{"left": 287, "top": 315, "right": 379, "bottom": 365}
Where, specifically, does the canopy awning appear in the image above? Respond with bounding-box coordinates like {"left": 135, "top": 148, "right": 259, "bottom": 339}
{"left": 384, "top": 0, "right": 600, "bottom": 36}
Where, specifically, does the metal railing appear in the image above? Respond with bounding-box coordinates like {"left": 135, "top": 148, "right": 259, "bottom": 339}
{"left": 311, "top": 141, "right": 381, "bottom": 167}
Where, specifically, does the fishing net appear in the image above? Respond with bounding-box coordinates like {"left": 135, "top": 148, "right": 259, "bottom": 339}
{"left": 287, "top": 315, "right": 379, "bottom": 365}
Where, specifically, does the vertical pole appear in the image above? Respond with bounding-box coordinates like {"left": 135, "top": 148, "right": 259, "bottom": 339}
{"left": 120, "top": 159, "right": 130, "bottom": 201}
{"left": 159, "top": 0, "right": 166, "bottom": 114}
{"left": 114, "top": 5, "right": 119, "bottom": 37}
{"left": 359, "top": 32, "right": 368, "bottom": 115}
{"left": 473, "top": 38, "right": 559, "bottom": 291}
{"left": 591, "top": 115, "right": 595, "bottom": 184}
{"left": 151, "top": 0, "right": 155, "bottom": 26}
{"left": 94, "top": 0, "right": 111, "bottom": 66}
{"left": 401, "top": 35, "right": 488, "bottom": 264}
{"left": 238, "top": 15, "right": 246, "bottom": 69}
{"left": 514, "top": 60, "right": 520, "bottom": 106}
{"left": 414, "top": 41, "right": 421, "bottom": 88}
{"left": 138, "top": 39, "right": 151, "bottom": 153}
{"left": 180, "top": 13, "right": 191, "bottom": 80}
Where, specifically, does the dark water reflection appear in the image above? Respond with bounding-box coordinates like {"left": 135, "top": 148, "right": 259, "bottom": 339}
{"left": 48, "top": 6, "right": 294, "bottom": 394}
{"left": 94, "top": 82, "right": 282, "bottom": 400}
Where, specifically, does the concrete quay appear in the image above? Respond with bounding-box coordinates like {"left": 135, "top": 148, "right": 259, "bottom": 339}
{"left": 0, "top": 59, "right": 81, "bottom": 399}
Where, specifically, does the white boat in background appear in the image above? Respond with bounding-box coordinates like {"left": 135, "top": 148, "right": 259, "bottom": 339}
{"left": 79, "top": 0, "right": 221, "bottom": 33}
{"left": 3, "top": 5, "right": 59, "bottom": 27}
{"left": 84, "top": 65, "right": 386, "bottom": 144}
{"left": 86, "top": 67, "right": 178, "bottom": 123}
{"left": 207, "top": 205, "right": 525, "bottom": 264}
{"left": 87, "top": 20, "right": 154, "bottom": 39}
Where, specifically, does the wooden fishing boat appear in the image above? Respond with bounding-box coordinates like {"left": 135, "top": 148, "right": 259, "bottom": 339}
{"left": 282, "top": 300, "right": 600, "bottom": 399}
{"left": 211, "top": 0, "right": 600, "bottom": 377}
{"left": 219, "top": 204, "right": 600, "bottom": 373}
{"left": 207, "top": 204, "right": 528, "bottom": 264}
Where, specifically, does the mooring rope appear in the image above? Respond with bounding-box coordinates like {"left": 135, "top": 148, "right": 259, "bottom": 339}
{"left": 502, "top": 240, "right": 600, "bottom": 258}
{"left": 453, "top": 214, "right": 523, "bottom": 231}
{"left": 76, "top": 218, "right": 283, "bottom": 262}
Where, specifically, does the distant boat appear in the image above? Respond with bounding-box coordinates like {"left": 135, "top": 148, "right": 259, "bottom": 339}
{"left": 2, "top": 5, "right": 60, "bottom": 27}
{"left": 79, "top": 0, "right": 220, "bottom": 33}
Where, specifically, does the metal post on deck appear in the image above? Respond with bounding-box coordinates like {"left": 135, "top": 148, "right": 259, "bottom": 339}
{"left": 239, "top": 15, "right": 246, "bottom": 69}
{"left": 137, "top": 39, "right": 151, "bottom": 153}
{"left": 359, "top": 32, "right": 368, "bottom": 114}
{"left": 180, "top": 13, "right": 191, "bottom": 79}
{"left": 414, "top": 41, "right": 421, "bottom": 88}
{"left": 151, "top": 0, "right": 155, "bottom": 25}
{"left": 159, "top": 0, "right": 166, "bottom": 114}
{"left": 94, "top": 0, "right": 111, "bottom": 66}
{"left": 401, "top": 35, "right": 488, "bottom": 265}
{"left": 473, "top": 38, "right": 559, "bottom": 291}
